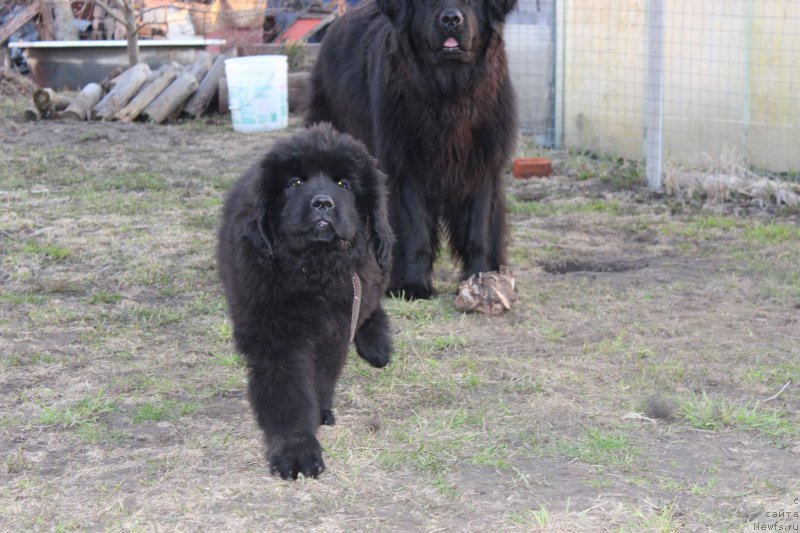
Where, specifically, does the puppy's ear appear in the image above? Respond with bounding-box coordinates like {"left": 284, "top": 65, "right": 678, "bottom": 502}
{"left": 487, "top": 0, "right": 517, "bottom": 26}
{"left": 376, "top": 0, "right": 411, "bottom": 29}
{"left": 245, "top": 158, "right": 278, "bottom": 259}
{"left": 246, "top": 209, "right": 274, "bottom": 259}
{"left": 365, "top": 166, "right": 395, "bottom": 271}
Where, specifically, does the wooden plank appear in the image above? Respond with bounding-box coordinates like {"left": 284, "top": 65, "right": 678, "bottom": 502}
{"left": 0, "top": 3, "right": 39, "bottom": 44}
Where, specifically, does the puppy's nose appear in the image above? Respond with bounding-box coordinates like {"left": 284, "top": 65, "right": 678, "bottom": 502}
{"left": 439, "top": 8, "right": 464, "bottom": 29}
{"left": 311, "top": 194, "right": 334, "bottom": 211}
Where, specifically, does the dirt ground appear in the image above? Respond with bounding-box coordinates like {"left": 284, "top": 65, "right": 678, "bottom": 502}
{"left": 1, "top": 97, "right": 799, "bottom": 532}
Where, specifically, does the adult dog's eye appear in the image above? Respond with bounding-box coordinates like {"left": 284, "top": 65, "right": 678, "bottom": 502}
{"left": 336, "top": 179, "right": 350, "bottom": 190}
{"left": 288, "top": 177, "right": 304, "bottom": 188}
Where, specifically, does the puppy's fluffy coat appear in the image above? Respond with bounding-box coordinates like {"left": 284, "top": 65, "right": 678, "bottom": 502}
{"left": 217, "top": 124, "right": 395, "bottom": 479}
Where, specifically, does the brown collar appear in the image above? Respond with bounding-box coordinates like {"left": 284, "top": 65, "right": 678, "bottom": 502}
{"left": 350, "top": 273, "right": 361, "bottom": 343}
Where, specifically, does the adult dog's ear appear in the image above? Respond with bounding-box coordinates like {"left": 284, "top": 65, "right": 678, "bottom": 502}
{"left": 366, "top": 167, "right": 395, "bottom": 271}
{"left": 376, "top": 0, "right": 411, "bottom": 29}
{"left": 487, "top": 0, "right": 517, "bottom": 27}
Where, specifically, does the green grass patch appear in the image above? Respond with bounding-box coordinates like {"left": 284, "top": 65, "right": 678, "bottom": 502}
{"left": 97, "top": 172, "right": 169, "bottom": 192}
{"left": 133, "top": 400, "right": 199, "bottom": 423}
{"left": 22, "top": 242, "right": 71, "bottom": 261}
{"left": 39, "top": 390, "right": 119, "bottom": 428}
{"left": 553, "top": 426, "right": 638, "bottom": 469}
{"left": 508, "top": 195, "right": 547, "bottom": 215}
{"left": 680, "top": 392, "right": 798, "bottom": 441}
{"left": 87, "top": 290, "right": 123, "bottom": 305}
{"left": 663, "top": 214, "right": 740, "bottom": 241}
{"left": 0, "top": 292, "right": 47, "bottom": 305}
{"left": 3, "top": 351, "right": 59, "bottom": 367}
{"left": 209, "top": 351, "right": 245, "bottom": 368}
{"left": 507, "top": 505, "right": 550, "bottom": 528}
{"left": 744, "top": 221, "right": 800, "bottom": 244}
{"left": 743, "top": 363, "right": 800, "bottom": 387}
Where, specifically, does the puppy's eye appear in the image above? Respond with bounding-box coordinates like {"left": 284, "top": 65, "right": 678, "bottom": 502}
{"left": 336, "top": 179, "right": 350, "bottom": 190}
{"left": 288, "top": 177, "right": 304, "bottom": 188}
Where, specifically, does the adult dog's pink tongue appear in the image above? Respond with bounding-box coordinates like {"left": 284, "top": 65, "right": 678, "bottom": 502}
{"left": 444, "top": 37, "right": 459, "bottom": 48}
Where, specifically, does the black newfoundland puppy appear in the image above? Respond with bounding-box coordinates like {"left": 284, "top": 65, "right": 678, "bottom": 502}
{"left": 217, "top": 123, "right": 395, "bottom": 479}
{"left": 307, "top": 0, "right": 518, "bottom": 299}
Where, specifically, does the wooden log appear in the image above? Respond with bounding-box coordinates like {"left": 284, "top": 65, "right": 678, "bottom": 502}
{"left": 183, "top": 54, "right": 229, "bottom": 118}
{"left": 115, "top": 64, "right": 179, "bottom": 122}
{"left": 162, "top": 54, "right": 212, "bottom": 121}
{"left": 93, "top": 63, "right": 151, "bottom": 120}
{"left": 23, "top": 107, "right": 41, "bottom": 121}
{"left": 218, "top": 76, "right": 229, "bottom": 115}
{"left": 100, "top": 66, "right": 125, "bottom": 93}
{"left": 61, "top": 83, "right": 104, "bottom": 121}
{"left": 185, "top": 51, "right": 213, "bottom": 83}
{"left": 142, "top": 71, "right": 198, "bottom": 124}
{"left": 33, "top": 88, "right": 72, "bottom": 113}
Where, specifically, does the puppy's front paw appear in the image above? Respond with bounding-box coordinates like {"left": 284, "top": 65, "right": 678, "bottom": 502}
{"left": 268, "top": 433, "right": 325, "bottom": 480}
{"left": 354, "top": 309, "right": 393, "bottom": 368}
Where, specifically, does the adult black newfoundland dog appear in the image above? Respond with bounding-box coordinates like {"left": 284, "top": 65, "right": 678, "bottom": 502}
{"left": 307, "top": 0, "right": 518, "bottom": 299}
{"left": 217, "top": 124, "right": 395, "bottom": 479}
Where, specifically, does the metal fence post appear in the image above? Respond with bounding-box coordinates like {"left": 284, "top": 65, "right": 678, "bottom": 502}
{"left": 645, "top": 0, "right": 664, "bottom": 189}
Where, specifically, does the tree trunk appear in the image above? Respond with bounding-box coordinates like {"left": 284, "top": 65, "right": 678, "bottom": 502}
{"left": 115, "top": 64, "right": 179, "bottom": 122}
{"left": 183, "top": 54, "right": 229, "bottom": 118}
{"left": 93, "top": 62, "right": 151, "bottom": 120}
{"left": 52, "top": 0, "right": 79, "bottom": 40}
{"left": 39, "top": 0, "right": 55, "bottom": 40}
{"left": 142, "top": 71, "right": 198, "bottom": 124}
{"left": 125, "top": 3, "right": 139, "bottom": 67}
{"left": 62, "top": 83, "right": 104, "bottom": 120}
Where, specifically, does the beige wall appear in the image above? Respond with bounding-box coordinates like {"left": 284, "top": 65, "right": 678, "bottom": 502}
{"left": 561, "top": 0, "right": 800, "bottom": 173}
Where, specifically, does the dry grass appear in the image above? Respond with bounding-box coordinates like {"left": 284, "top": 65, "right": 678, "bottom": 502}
{"left": 1, "top": 105, "right": 799, "bottom": 531}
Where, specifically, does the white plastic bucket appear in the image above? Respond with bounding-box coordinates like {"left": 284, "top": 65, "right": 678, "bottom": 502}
{"left": 224, "top": 55, "right": 288, "bottom": 133}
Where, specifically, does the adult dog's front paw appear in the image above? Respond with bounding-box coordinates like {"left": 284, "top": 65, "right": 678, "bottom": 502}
{"left": 268, "top": 433, "right": 325, "bottom": 480}
{"left": 388, "top": 282, "right": 433, "bottom": 300}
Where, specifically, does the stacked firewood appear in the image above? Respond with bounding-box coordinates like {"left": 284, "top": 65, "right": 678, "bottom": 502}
{"left": 24, "top": 51, "right": 230, "bottom": 124}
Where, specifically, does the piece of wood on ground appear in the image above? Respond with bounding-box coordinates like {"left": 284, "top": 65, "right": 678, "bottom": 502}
{"left": 115, "top": 63, "right": 179, "bottom": 122}
{"left": 61, "top": 83, "right": 104, "bottom": 120}
{"left": 218, "top": 76, "right": 229, "bottom": 115}
{"left": 33, "top": 87, "right": 72, "bottom": 114}
{"left": 142, "top": 71, "right": 198, "bottom": 124}
{"left": 183, "top": 53, "right": 230, "bottom": 118}
{"left": 93, "top": 62, "right": 151, "bottom": 120}
{"left": 23, "top": 106, "right": 41, "bottom": 121}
